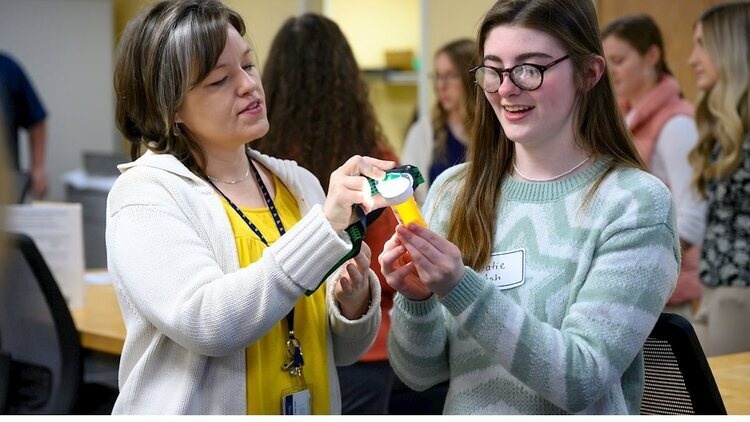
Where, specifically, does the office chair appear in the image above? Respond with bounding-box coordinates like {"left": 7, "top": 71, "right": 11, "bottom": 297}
{"left": 13, "top": 171, "right": 30, "bottom": 204}
{"left": 0, "top": 232, "right": 117, "bottom": 414}
{"left": 640, "top": 312, "right": 727, "bottom": 415}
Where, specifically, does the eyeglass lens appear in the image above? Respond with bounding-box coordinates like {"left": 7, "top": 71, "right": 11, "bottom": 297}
{"left": 475, "top": 64, "right": 543, "bottom": 92}
{"left": 473, "top": 56, "right": 569, "bottom": 93}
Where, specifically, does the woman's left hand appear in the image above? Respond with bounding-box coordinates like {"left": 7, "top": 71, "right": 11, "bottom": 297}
{"left": 396, "top": 224, "right": 465, "bottom": 298}
{"left": 334, "top": 242, "right": 372, "bottom": 320}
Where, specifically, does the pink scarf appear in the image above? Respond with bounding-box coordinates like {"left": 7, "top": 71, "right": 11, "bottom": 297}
{"left": 620, "top": 75, "right": 694, "bottom": 166}
{"left": 621, "top": 76, "right": 701, "bottom": 305}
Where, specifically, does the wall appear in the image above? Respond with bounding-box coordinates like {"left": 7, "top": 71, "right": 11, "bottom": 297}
{"left": 327, "top": 0, "right": 419, "bottom": 69}
{"left": 0, "top": 0, "right": 117, "bottom": 202}
{"left": 326, "top": 0, "right": 420, "bottom": 152}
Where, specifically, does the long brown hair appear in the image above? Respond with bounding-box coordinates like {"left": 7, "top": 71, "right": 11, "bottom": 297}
{"left": 254, "top": 13, "right": 389, "bottom": 191}
{"left": 113, "top": 0, "right": 246, "bottom": 175}
{"left": 431, "top": 39, "right": 479, "bottom": 158}
{"left": 446, "top": 0, "right": 645, "bottom": 269}
{"left": 688, "top": 2, "right": 750, "bottom": 196}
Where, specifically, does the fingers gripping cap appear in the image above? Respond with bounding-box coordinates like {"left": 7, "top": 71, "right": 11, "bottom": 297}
{"left": 376, "top": 173, "right": 414, "bottom": 205}
{"left": 367, "top": 164, "right": 424, "bottom": 197}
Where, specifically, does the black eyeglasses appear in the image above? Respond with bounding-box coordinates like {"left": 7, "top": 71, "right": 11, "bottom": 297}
{"left": 469, "top": 55, "right": 569, "bottom": 92}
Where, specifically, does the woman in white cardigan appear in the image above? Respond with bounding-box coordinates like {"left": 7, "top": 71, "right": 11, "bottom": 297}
{"left": 107, "top": 0, "right": 392, "bottom": 414}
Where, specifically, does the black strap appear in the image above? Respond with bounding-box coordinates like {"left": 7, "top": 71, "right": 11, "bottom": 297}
{"left": 206, "top": 160, "right": 285, "bottom": 246}
{"left": 205, "top": 154, "right": 368, "bottom": 318}
{"left": 205, "top": 158, "right": 298, "bottom": 332}
{"left": 303, "top": 205, "right": 367, "bottom": 296}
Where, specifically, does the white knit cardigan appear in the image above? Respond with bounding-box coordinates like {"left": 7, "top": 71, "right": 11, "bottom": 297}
{"left": 106, "top": 148, "right": 381, "bottom": 414}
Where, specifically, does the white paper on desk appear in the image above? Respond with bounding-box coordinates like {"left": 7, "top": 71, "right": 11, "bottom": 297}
{"left": 4, "top": 202, "right": 85, "bottom": 308}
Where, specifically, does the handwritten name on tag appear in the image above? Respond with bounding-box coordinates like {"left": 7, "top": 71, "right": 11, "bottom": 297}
{"left": 479, "top": 249, "right": 525, "bottom": 290}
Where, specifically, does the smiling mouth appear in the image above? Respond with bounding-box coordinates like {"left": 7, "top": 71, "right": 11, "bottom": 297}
{"left": 503, "top": 105, "right": 533, "bottom": 113}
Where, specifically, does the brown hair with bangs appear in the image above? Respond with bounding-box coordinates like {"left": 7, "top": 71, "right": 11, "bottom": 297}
{"left": 113, "top": 0, "right": 246, "bottom": 175}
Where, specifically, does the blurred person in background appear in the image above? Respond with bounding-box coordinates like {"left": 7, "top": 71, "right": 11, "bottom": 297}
{"left": 254, "top": 13, "right": 399, "bottom": 415}
{"left": 0, "top": 52, "right": 48, "bottom": 199}
{"left": 602, "top": 14, "right": 706, "bottom": 320}
{"left": 688, "top": 1, "right": 750, "bottom": 357}
{"left": 401, "top": 39, "right": 478, "bottom": 204}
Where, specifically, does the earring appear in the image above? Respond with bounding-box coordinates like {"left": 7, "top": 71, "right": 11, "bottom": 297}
{"left": 173, "top": 123, "right": 182, "bottom": 137}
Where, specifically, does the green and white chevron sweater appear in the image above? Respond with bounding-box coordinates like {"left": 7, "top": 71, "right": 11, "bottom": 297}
{"left": 388, "top": 158, "right": 680, "bottom": 414}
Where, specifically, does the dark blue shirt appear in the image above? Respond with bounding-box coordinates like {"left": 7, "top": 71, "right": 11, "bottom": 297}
{"left": 0, "top": 53, "right": 47, "bottom": 169}
{"left": 429, "top": 124, "right": 467, "bottom": 184}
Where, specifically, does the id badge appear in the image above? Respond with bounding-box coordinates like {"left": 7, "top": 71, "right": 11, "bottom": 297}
{"left": 281, "top": 387, "right": 312, "bottom": 415}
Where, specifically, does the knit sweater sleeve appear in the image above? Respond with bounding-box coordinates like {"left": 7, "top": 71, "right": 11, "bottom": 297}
{"left": 388, "top": 294, "right": 451, "bottom": 391}
{"left": 441, "top": 220, "right": 677, "bottom": 412}
{"left": 106, "top": 167, "right": 355, "bottom": 357}
{"left": 389, "top": 220, "right": 678, "bottom": 411}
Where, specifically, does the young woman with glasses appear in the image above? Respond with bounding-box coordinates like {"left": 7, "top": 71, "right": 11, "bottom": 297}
{"left": 381, "top": 0, "right": 679, "bottom": 414}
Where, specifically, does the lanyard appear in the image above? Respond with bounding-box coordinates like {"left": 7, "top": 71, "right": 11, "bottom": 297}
{"left": 206, "top": 155, "right": 366, "bottom": 296}
{"left": 207, "top": 158, "right": 285, "bottom": 247}
{"left": 205, "top": 157, "right": 301, "bottom": 370}
{"left": 204, "top": 153, "right": 366, "bottom": 375}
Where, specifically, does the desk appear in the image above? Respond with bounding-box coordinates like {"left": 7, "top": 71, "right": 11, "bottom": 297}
{"left": 708, "top": 351, "right": 750, "bottom": 415}
{"left": 70, "top": 283, "right": 126, "bottom": 355}
{"left": 68, "top": 286, "right": 749, "bottom": 412}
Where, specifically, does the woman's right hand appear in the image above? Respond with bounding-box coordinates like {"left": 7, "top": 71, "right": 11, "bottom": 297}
{"left": 379, "top": 231, "right": 433, "bottom": 301}
{"left": 324, "top": 155, "right": 395, "bottom": 233}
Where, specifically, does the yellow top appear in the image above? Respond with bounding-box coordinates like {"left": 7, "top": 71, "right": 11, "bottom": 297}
{"left": 220, "top": 176, "right": 329, "bottom": 415}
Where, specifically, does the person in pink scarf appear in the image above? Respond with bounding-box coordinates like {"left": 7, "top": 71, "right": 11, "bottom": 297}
{"left": 602, "top": 14, "right": 706, "bottom": 319}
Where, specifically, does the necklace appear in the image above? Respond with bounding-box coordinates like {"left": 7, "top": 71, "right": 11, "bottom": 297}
{"left": 513, "top": 155, "right": 591, "bottom": 182}
{"left": 206, "top": 165, "right": 250, "bottom": 184}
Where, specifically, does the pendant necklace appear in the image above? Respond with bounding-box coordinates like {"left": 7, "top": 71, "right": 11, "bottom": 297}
{"left": 207, "top": 165, "right": 250, "bottom": 184}
{"left": 513, "top": 156, "right": 591, "bottom": 182}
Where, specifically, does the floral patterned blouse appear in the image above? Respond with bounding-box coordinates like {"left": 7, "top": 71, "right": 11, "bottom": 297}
{"left": 700, "top": 131, "right": 750, "bottom": 287}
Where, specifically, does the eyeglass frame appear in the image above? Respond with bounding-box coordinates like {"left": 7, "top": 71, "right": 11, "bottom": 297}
{"left": 469, "top": 55, "right": 570, "bottom": 92}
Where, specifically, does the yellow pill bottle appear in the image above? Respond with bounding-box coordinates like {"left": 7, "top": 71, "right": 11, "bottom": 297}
{"left": 376, "top": 173, "right": 426, "bottom": 227}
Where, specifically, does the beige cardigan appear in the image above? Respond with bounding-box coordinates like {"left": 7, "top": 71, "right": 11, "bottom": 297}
{"left": 106, "top": 148, "right": 381, "bottom": 414}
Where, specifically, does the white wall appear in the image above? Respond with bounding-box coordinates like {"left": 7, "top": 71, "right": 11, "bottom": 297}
{"left": 0, "top": 0, "right": 117, "bottom": 201}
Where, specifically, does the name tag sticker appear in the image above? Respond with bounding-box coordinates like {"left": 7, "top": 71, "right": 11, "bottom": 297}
{"left": 480, "top": 248, "right": 525, "bottom": 290}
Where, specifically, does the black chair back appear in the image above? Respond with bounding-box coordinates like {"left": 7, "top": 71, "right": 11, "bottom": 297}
{"left": 640, "top": 312, "right": 727, "bottom": 415}
{"left": 0, "top": 232, "right": 83, "bottom": 414}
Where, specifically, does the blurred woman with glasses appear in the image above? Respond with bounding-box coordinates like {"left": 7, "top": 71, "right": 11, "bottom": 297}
{"left": 602, "top": 14, "right": 706, "bottom": 321}
{"left": 381, "top": 0, "right": 679, "bottom": 414}
{"left": 400, "top": 39, "right": 478, "bottom": 204}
